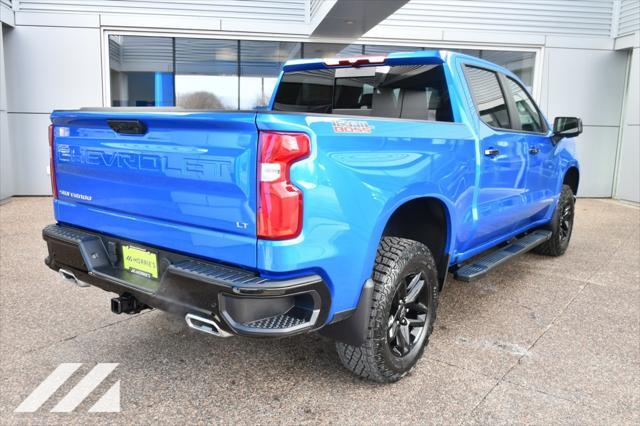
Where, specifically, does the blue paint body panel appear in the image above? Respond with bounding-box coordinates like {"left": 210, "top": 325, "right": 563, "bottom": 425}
{"left": 49, "top": 50, "right": 579, "bottom": 324}
{"left": 51, "top": 111, "right": 259, "bottom": 268}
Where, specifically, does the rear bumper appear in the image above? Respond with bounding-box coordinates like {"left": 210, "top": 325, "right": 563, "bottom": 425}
{"left": 42, "top": 224, "right": 331, "bottom": 337}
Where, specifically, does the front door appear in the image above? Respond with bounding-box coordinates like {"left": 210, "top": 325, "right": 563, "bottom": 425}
{"left": 502, "top": 75, "right": 557, "bottom": 225}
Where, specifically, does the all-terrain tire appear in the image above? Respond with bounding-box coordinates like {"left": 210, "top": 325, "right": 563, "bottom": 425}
{"left": 534, "top": 184, "right": 575, "bottom": 257}
{"left": 335, "top": 237, "right": 439, "bottom": 383}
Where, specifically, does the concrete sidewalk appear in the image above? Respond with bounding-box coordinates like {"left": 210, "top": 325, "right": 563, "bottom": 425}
{"left": 0, "top": 197, "right": 638, "bottom": 424}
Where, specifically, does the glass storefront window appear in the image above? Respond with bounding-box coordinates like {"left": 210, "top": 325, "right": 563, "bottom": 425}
{"left": 108, "top": 36, "right": 538, "bottom": 109}
{"left": 303, "top": 43, "right": 363, "bottom": 58}
{"left": 479, "top": 50, "right": 536, "bottom": 91}
{"left": 175, "top": 38, "right": 238, "bottom": 109}
{"left": 452, "top": 49, "right": 536, "bottom": 90}
{"left": 239, "top": 41, "right": 301, "bottom": 109}
{"left": 109, "top": 35, "right": 174, "bottom": 107}
{"left": 364, "top": 45, "right": 423, "bottom": 55}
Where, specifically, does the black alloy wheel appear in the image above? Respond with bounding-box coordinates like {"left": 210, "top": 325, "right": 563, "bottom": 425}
{"left": 534, "top": 184, "right": 575, "bottom": 257}
{"left": 336, "top": 237, "right": 439, "bottom": 383}
{"left": 387, "top": 272, "right": 429, "bottom": 357}
{"left": 559, "top": 202, "right": 574, "bottom": 244}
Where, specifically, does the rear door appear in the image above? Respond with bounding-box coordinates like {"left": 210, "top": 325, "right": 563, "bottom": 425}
{"left": 460, "top": 65, "right": 530, "bottom": 252}
{"left": 51, "top": 110, "right": 259, "bottom": 268}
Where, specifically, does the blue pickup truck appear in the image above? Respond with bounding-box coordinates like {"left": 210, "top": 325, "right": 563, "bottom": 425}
{"left": 43, "top": 50, "right": 582, "bottom": 382}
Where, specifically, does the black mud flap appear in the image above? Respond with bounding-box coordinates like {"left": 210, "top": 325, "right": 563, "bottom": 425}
{"left": 320, "top": 279, "right": 374, "bottom": 346}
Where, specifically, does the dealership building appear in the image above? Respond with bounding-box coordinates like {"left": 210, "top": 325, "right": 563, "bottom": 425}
{"left": 0, "top": 0, "right": 638, "bottom": 202}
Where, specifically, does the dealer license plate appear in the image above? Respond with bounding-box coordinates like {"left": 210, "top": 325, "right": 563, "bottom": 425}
{"left": 122, "top": 245, "right": 158, "bottom": 280}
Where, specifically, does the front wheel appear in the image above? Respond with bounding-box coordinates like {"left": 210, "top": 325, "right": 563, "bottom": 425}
{"left": 534, "top": 184, "right": 575, "bottom": 257}
{"left": 336, "top": 237, "right": 439, "bottom": 383}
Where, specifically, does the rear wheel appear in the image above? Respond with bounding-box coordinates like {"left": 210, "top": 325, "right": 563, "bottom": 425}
{"left": 336, "top": 237, "right": 438, "bottom": 383}
{"left": 534, "top": 184, "right": 575, "bottom": 256}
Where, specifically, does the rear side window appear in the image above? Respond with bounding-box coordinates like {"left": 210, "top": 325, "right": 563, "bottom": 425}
{"left": 463, "top": 66, "right": 511, "bottom": 129}
{"left": 272, "top": 69, "right": 334, "bottom": 113}
{"left": 273, "top": 64, "right": 454, "bottom": 122}
{"left": 505, "top": 77, "right": 545, "bottom": 133}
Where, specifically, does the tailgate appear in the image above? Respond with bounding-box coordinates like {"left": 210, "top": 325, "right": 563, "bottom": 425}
{"left": 50, "top": 110, "right": 258, "bottom": 268}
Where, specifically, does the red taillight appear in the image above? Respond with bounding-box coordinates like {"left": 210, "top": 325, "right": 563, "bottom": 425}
{"left": 48, "top": 124, "right": 58, "bottom": 199}
{"left": 324, "top": 55, "right": 386, "bottom": 67}
{"left": 257, "top": 131, "right": 310, "bottom": 240}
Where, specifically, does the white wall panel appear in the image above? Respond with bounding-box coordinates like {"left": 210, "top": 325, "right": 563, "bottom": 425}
{"left": 0, "top": 27, "right": 13, "bottom": 199}
{"left": 575, "top": 126, "right": 620, "bottom": 197}
{"left": 15, "top": 11, "right": 100, "bottom": 27}
{"left": 18, "top": 0, "right": 308, "bottom": 23}
{"left": 3, "top": 25, "right": 102, "bottom": 195}
{"left": 615, "top": 47, "right": 639, "bottom": 202}
{"left": 622, "top": 47, "right": 640, "bottom": 126}
{"left": 310, "top": 0, "right": 323, "bottom": 20}
{"left": 618, "top": 0, "right": 640, "bottom": 36}
{"left": 0, "top": 26, "right": 6, "bottom": 113}
{"left": 544, "top": 47, "right": 628, "bottom": 198}
{"left": 615, "top": 125, "right": 640, "bottom": 202}
{"left": 4, "top": 26, "right": 102, "bottom": 113}
{"left": 545, "top": 47, "right": 627, "bottom": 126}
{"left": 7, "top": 113, "right": 52, "bottom": 195}
{"left": 0, "top": 112, "right": 12, "bottom": 199}
{"left": 0, "top": 0, "right": 13, "bottom": 25}
{"left": 378, "top": 0, "right": 614, "bottom": 37}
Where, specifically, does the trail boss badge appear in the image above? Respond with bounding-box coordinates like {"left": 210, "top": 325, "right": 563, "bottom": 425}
{"left": 332, "top": 120, "right": 373, "bottom": 134}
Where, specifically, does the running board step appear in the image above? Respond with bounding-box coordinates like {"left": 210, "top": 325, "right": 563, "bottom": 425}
{"left": 454, "top": 230, "right": 553, "bottom": 282}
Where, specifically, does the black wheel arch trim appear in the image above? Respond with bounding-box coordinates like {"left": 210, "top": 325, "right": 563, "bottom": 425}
{"left": 563, "top": 166, "right": 580, "bottom": 196}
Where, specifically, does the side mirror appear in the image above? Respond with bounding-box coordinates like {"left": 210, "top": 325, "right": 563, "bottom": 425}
{"left": 553, "top": 117, "right": 583, "bottom": 142}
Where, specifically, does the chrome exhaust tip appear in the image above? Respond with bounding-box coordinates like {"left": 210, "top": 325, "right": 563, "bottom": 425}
{"left": 58, "top": 268, "right": 90, "bottom": 287}
{"left": 185, "top": 313, "right": 232, "bottom": 338}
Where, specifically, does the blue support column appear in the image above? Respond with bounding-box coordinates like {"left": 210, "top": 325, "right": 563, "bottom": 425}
{"left": 154, "top": 72, "right": 175, "bottom": 106}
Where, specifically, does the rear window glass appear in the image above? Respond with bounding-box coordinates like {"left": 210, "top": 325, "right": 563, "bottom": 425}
{"left": 272, "top": 64, "right": 454, "bottom": 122}
{"left": 463, "top": 66, "right": 511, "bottom": 129}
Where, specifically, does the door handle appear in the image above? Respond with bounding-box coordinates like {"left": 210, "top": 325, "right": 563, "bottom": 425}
{"left": 484, "top": 148, "right": 500, "bottom": 157}
{"left": 529, "top": 146, "right": 540, "bottom": 155}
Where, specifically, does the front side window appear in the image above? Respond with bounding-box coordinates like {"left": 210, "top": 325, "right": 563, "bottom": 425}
{"left": 273, "top": 64, "right": 454, "bottom": 122}
{"left": 506, "top": 77, "right": 544, "bottom": 133}
{"left": 463, "top": 66, "right": 511, "bottom": 129}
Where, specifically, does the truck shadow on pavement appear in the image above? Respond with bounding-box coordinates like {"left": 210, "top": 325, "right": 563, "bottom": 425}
{"left": 98, "top": 263, "right": 535, "bottom": 389}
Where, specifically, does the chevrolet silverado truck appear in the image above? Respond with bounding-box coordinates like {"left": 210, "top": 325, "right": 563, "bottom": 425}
{"left": 43, "top": 50, "right": 582, "bottom": 382}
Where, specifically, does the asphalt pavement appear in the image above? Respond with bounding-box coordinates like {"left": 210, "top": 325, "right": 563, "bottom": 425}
{"left": 0, "top": 197, "right": 638, "bottom": 424}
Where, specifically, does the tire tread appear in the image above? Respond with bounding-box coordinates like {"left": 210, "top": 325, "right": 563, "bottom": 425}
{"left": 534, "top": 185, "right": 574, "bottom": 257}
{"left": 336, "top": 237, "right": 438, "bottom": 383}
